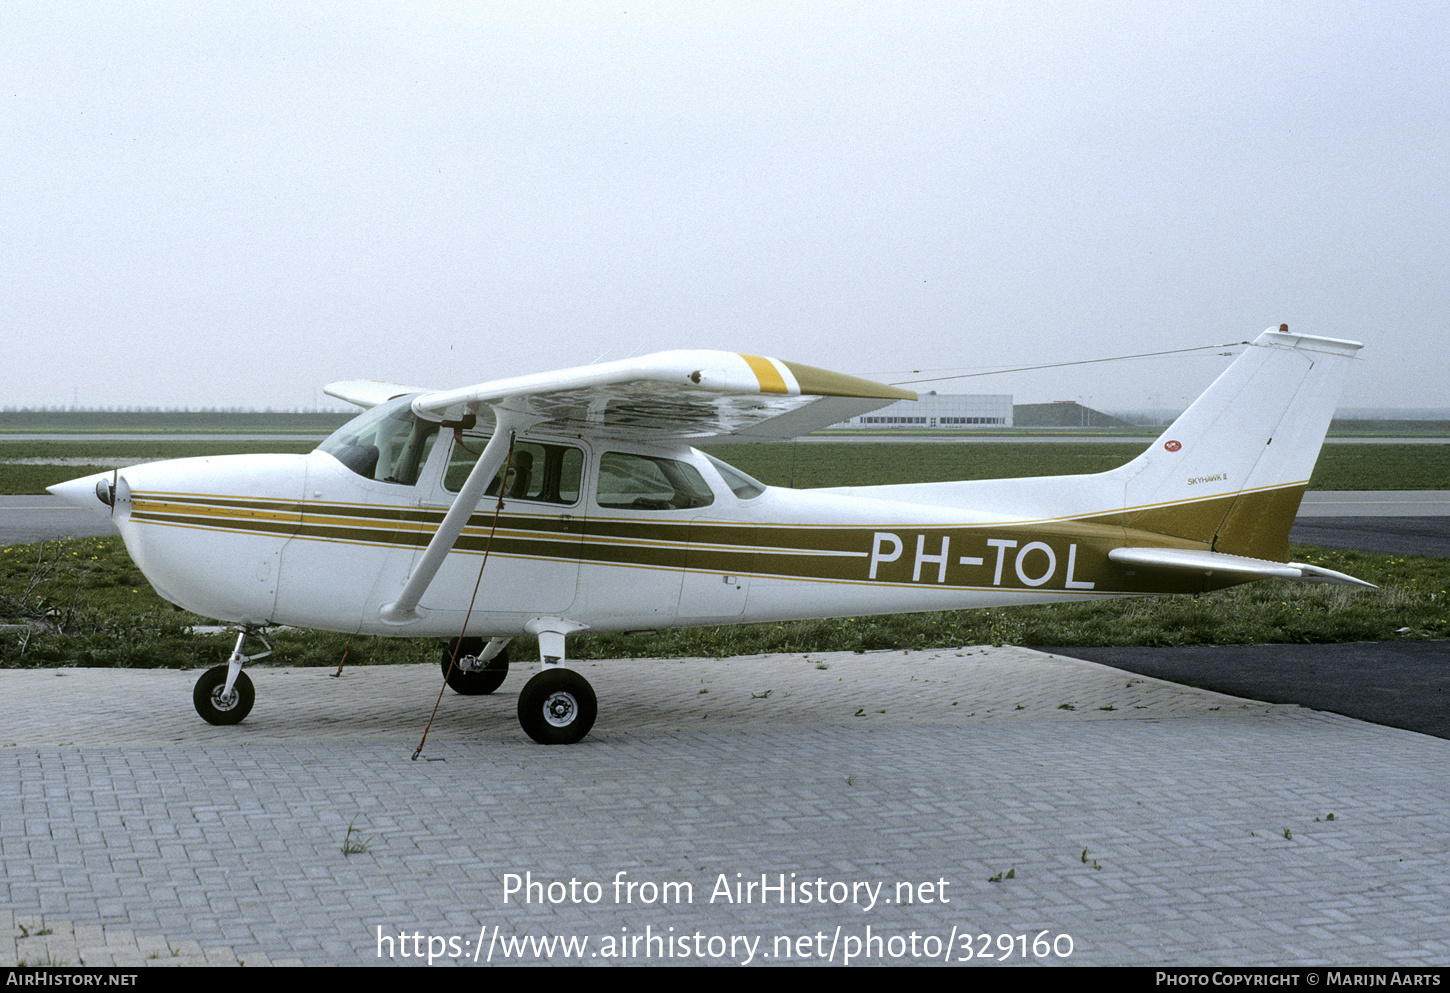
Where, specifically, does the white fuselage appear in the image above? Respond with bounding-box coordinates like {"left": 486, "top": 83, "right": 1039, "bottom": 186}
{"left": 72, "top": 437, "right": 1144, "bottom": 642}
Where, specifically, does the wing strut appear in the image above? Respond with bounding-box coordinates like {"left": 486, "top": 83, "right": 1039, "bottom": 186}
{"left": 380, "top": 406, "right": 540, "bottom": 624}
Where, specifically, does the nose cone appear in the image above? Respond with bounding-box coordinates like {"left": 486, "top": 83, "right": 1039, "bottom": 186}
{"left": 47, "top": 471, "right": 122, "bottom": 522}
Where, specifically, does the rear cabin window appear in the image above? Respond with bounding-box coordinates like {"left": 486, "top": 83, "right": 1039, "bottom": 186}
{"left": 704, "top": 453, "right": 767, "bottom": 500}
{"left": 596, "top": 452, "right": 714, "bottom": 510}
{"left": 444, "top": 437, "right": 583, "bottom": 505}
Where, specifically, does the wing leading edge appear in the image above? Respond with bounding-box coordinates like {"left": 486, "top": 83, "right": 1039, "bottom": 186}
{"left": 403, "top": 350, "right": 916, "bottom": 443}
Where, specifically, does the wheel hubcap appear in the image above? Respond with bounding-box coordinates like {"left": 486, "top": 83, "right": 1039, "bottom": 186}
{"left": 542, "top": 691, "right": 577, "bottom": 727}
{"left": 210, "top": 688, "right": 238, "bottom": 711}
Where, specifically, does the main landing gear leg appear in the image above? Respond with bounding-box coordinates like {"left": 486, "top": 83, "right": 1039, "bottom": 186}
{"left": 518, "top": 618, "right": 595, "bottom": 745}
{"left": 193, "top": 627, "right": 272, "bottom": 726}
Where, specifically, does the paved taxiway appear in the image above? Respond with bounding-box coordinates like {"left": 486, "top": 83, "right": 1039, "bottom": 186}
{"left": 4, "top": 648, "right": 1449, "bottom": 967}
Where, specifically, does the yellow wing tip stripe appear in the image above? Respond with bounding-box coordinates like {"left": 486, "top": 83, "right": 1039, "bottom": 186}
{"left": 739, "top": 354, "right": 791, "bottom": 395}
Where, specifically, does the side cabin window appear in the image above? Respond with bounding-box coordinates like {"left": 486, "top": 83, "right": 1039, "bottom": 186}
{"left": 317, "top": 395, "right": 439, "bottom": 486}
{"left": 596, "top": 452, "right": 713, "bottom": 511}
{"left": 444, "top": 436, "right": 584, "bottom": 505}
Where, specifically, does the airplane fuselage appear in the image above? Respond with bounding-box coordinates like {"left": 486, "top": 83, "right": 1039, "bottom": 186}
{"left": 93, "top": 430, "right": 1243, "bottom": 642}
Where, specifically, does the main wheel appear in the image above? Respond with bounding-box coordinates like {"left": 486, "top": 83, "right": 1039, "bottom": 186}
{"left": 441, "top": 638, "right": 510, "bottom": 695}
{"left": 193, "top": 665, "right": 255, "bottom": 725}
{"left": 517, "top": 669, "right": 597, "bottom": 745}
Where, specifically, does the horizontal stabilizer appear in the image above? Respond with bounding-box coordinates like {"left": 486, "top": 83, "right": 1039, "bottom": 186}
{"left": 1108, "top": 547, "right": 1375, "bottom": 587}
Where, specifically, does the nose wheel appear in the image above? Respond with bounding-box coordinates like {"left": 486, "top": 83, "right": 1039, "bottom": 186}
{"left": 517, "top": 668, "right": 597, "bottom": 745}
{"left": 193, "top": 666, "right": 255, "bottom": 725}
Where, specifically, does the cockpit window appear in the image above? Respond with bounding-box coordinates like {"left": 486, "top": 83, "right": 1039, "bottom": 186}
{"left": 597, "top": 452, "right": 714, "bottom": 510}
{"left": 317, "top": 394, "right": 440, "bottom": 486}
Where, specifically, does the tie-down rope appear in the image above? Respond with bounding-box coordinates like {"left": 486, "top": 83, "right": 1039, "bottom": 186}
{"left": 413, "top": 432, "right": 516, "bottom": 760}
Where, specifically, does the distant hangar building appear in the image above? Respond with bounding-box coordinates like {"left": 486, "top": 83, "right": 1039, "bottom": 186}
{"left": 825, "top": 393, "right": 1013, "bottom": 430}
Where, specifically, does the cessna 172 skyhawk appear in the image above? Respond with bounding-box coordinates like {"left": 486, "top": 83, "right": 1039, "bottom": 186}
{"left": 50, "top": 326, "right": 1368, "bottom": 743}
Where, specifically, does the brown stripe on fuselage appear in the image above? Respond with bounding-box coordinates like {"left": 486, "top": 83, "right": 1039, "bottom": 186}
{"left": 124, "top": 483, "right": 1305, "bottom": 597}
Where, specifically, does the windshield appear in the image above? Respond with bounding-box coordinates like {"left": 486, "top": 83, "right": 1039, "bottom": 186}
{"left": 317, "top": 394, "right": 440, "bottom": 486}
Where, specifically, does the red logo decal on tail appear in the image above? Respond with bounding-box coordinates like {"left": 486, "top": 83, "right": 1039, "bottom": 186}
{"left": 1164, "top": 440, "right": 1182, "bottom": 452}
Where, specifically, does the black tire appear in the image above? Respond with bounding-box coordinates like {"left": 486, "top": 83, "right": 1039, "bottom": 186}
{"left": 193, "top": 665, "right": 255, "bottom": 726}
{"left": 441, "top": 638, "right": 510, "bottom": 695}
{"left": 517, "top": 669, "right": 597, "bottom": 745}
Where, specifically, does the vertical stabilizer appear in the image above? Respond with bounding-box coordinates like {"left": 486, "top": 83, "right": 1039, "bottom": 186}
{"left": 1110, "top": 327, "right": 1361, "bottom": 561}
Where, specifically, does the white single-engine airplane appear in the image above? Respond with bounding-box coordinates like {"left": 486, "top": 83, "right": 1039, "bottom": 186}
{"left": 51, "top": 326, "right": 1369, "bottom": 743}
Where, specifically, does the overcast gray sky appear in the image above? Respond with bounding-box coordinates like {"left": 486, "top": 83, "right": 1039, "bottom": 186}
{"left": 3, "top": 2, "right": 1446, "bottom": 412}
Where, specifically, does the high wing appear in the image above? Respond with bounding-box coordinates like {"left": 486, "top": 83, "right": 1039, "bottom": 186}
{"left": 402, "top": 350, "right": 916, "bottom": 443}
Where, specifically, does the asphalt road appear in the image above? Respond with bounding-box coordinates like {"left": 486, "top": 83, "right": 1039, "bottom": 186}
{"left": 1037, "top": 641, "right": 1450, "bottom": 740}
{"left": 1290, "top": 516, "right": 1450, "bottom": 557}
